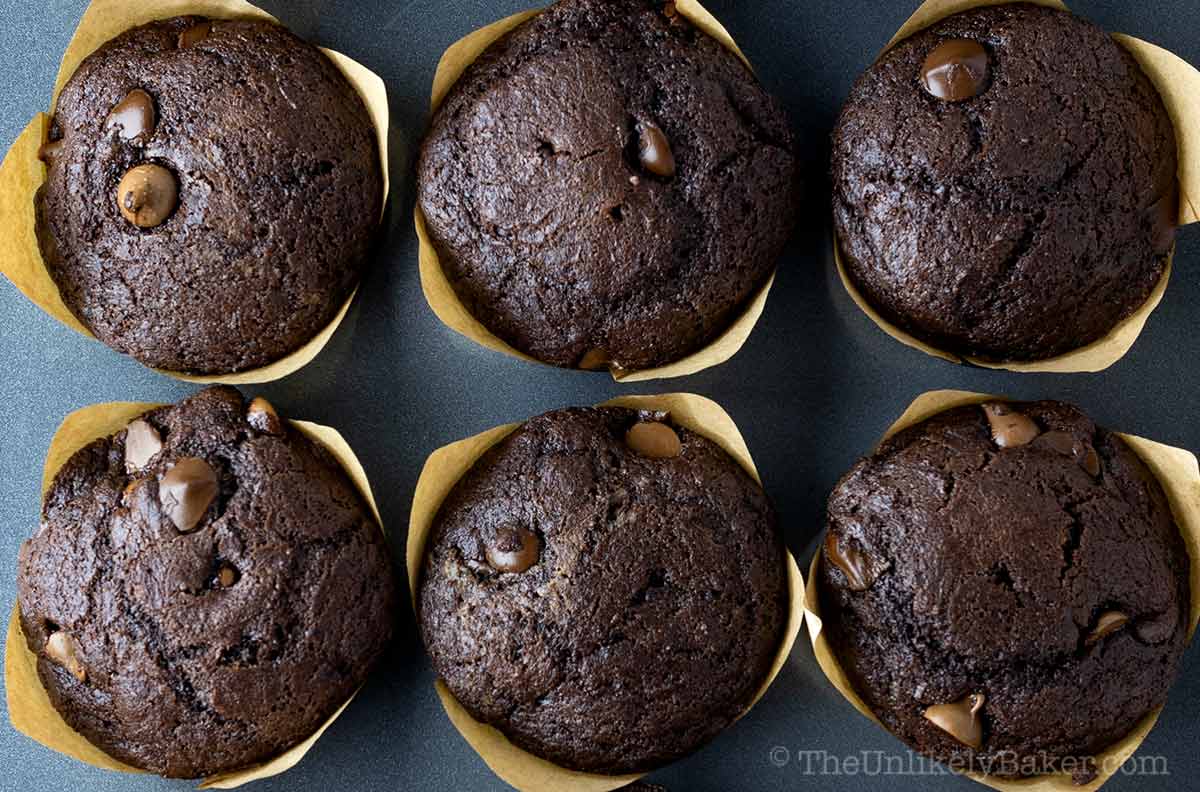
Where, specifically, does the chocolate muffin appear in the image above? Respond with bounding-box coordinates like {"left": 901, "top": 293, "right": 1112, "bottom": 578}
{"left": 36, "top": 16, "right": 383, "bottom": 374}
{"left": 418, "top": 0, "right": 795, "bottom": 371}
{"left": 419, "top": 407, "right": 787, "bottom": 773}
{"left": 831, "top": 4, "right": 1178, "bottom": 361}
{"left": 820, "top": 401, "right": 1190, "bottom": 782}
{"left": 16, "top": 386, "right": 395, "bottom": 778}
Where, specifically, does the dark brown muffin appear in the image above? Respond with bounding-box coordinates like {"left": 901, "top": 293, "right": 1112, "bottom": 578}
{"left": 418, "top": 0, "right": 795, "bottom": 371}
{"left": 418, "top": 407, "right": 787, "bottom": 773}
{"left": 820, "top": 400, "right": 1190, "bottom": 782}
{"left": 831, "top": 4, "right": 1177, "bottom": 361}
{"left": 36, "top": 16, "right": 383, "bottom": 374}
{"left": 16, "top": 386, "right": 395, "bottom": 778}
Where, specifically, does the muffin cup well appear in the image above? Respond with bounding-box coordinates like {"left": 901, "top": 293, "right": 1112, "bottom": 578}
{"left": 4, "top": 399, "right": 385, "bottom": 789}
{"left": 833, "top": 0, "right": 1200, "bottom": 373}
{"left": 802, "top": 389, "right": 1200, "bottom": 792}
{"left": 414, "top": 1, "right": 776, "bottom": 383}
{"left": 407, "top": 393, "right": 805, "bottom": 791}
{"left": 0, "top": 0, "right": 391, "bottom": 384}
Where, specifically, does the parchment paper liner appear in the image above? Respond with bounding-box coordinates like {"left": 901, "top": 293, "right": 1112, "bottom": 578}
{"left": 0, "top": 0, "right": 391, "bottom": 385}
{"left": 406, "top": 393, "right": 804, "bottom": 791}
{"left": 834, "top": 0, "right": 1200, "bottom": 373}
{"left": 415, "top": 1, "right": 776, "bottom": 383}
{"left": 802, "top": 389, "right": 1200, "bottom": 792}
{"left": 4, "top": 398, "right": 385, "bottom": 789}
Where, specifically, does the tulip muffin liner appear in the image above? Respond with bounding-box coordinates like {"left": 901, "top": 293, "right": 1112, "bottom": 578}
{"left": 0, "top": 0, "right": 391, "bottom": 384}
{"left": 407, "top": 393, "right": 804, "bottom": 791}
{"left": 833, "top": 0, "right": 1200, "bottom": 373}
{"left": 802, "top": 389, "right": 1200, "bottom": 791}
{"left": 4, "top": 398, "right": 385, "bottom": 789}
{"left": 415, "top": 0, "right": 778, "bottom": 383}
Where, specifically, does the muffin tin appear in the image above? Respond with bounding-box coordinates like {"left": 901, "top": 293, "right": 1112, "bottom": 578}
{"left": 0, "top": 0, "right": 1197, "bottom": 790}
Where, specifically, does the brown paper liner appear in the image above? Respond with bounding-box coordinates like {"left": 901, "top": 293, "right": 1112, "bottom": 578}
{"left": 4, "top": 399, "right": 384, "bottom": 788}
{"left": 802, "top": 389, "right": 1200, "bottom": 792}
{"left": 835, "top": 0, "right": 1200, "bottom": 373}
{"left": 0, "top": 0, "right": 391, "bottom": 384}
{"left": 406, "top": 393, "right": 804, "bottom": 791}
{"left": 415, "top": 1, "right": 775, "bottom": 383}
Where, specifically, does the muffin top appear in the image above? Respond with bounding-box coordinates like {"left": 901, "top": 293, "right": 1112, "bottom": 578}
{"left": 418, "top": 407, "right": 787, "bottom": 773}
{"left": 820, "top": 401, "right": 1190, "bottom": 782}
{"left": 831, "top": 4, "right": 1177, "bottom": 362}
{"left": 417, "top": 0, "right": 796, "bottom": 371}
{"left": 17, "top": 386, "right": 395, "bottom": 778}
{"left": 37, "top": 16, "right": 382, "bottom": 374}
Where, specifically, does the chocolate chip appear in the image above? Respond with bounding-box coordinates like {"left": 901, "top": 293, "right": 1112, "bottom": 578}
{"left": 921, "top": 39, "right": 990, "bottom": 102}
{"left": 45, "top": 631, "right": 86, "bottom": 682}
{"left": 485, "top": 525, "right": 540, "bottom": 573}
{"left": 924, "top": 693, "right": 985, "bottom": 749}
{"left": 121, "top": 478, "right": 144, "bottom": 504}
{"left": 216, "top": 563, "right": 240, "bottom": 588}
{"left": 124, "top": 418, "right": 163, "bottom": 473}
{"left": 159, "top": 457, "right": 218, "bottom": 533}
{"left": 247, "top": 397, "right": 284, "bottom": 435}
{"left": 982, "top": 403, "right": 1039, "bottom": 449}
{"left": 117, "top": 163, "right": 178, "bottom": 228}
{"left": 1035, "top": 431, "right": 1101, "bottom": 477}
{"left": 37, "top": 138, "right": 64, "bottom": 163}
{"left": 625, "top": 421, "right": 682, "bottom": 459}
{"left": 824, "top": 531, "right": 876, "bottom": 591}
{"left": 637, "top": 121, "right": 676, "bottom": 178}
{"left": 104, "top": 89, "right": 156, "bottom": 143}
{"left": 1134, "top": 609, "right": 1179, "bottom": 644}
{"left": 178, "top": 21, "right": 212, "bottom": 49}
{"left": 1085, "top": 610, "right": 1129, "bottom": 645}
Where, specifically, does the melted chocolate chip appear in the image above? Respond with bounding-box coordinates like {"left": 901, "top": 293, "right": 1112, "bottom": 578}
{"left": 625, "top": 421, "right": 682, "bottom": 458}
{"left": 824, "top": 531, "right": 876, "bottom": 591}
{"left": 247, "top": 397, "right": 284, "bottom": 435}
{"left": 1035, "top": 431, "right": 1101, "bottom": 477}
{"left": 637, "top": 121, "right": 676, "bottom": 178}
{"left": 124, "top": 418, "right": 163, "bottom": 473}
{"left": 982, "top": 403, "right": 1040, "bottom": 448}
{"left": 1085, "top": 610, "right": 1129, "bottom": 645}
{"left": 216, "top": 563, "right": 240, "bottom": 588}
{"left": 45, "top": 631, "right": 86, "bottom": 682}
{"left": 921, "top": 39, "right": 990, "bottom": 102}
{"left": 923, "top": 693, "right": 985, "bottom": 749}
{"left": 486, "top": 525, "right": 540, "bottom": 573}
{"left": 37, "top": 138, "right": 64, "bottom": 163}
{"left": 178, "top": 21, "right": 212, "bottom": 49}
{"left": 1134, "top": 609, "right": 1179, "bottom": 644}
{"left": 104, "top": 89, "right": 157, "bottom": 143}
{"left": 159, "top": 457, "right": 218, "bottom": 533}
{"left": 117, "top": 163, "right": 178, "bottom": 228}
{"left": 121, "top": 478, "right": 144, "bottom": 504}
